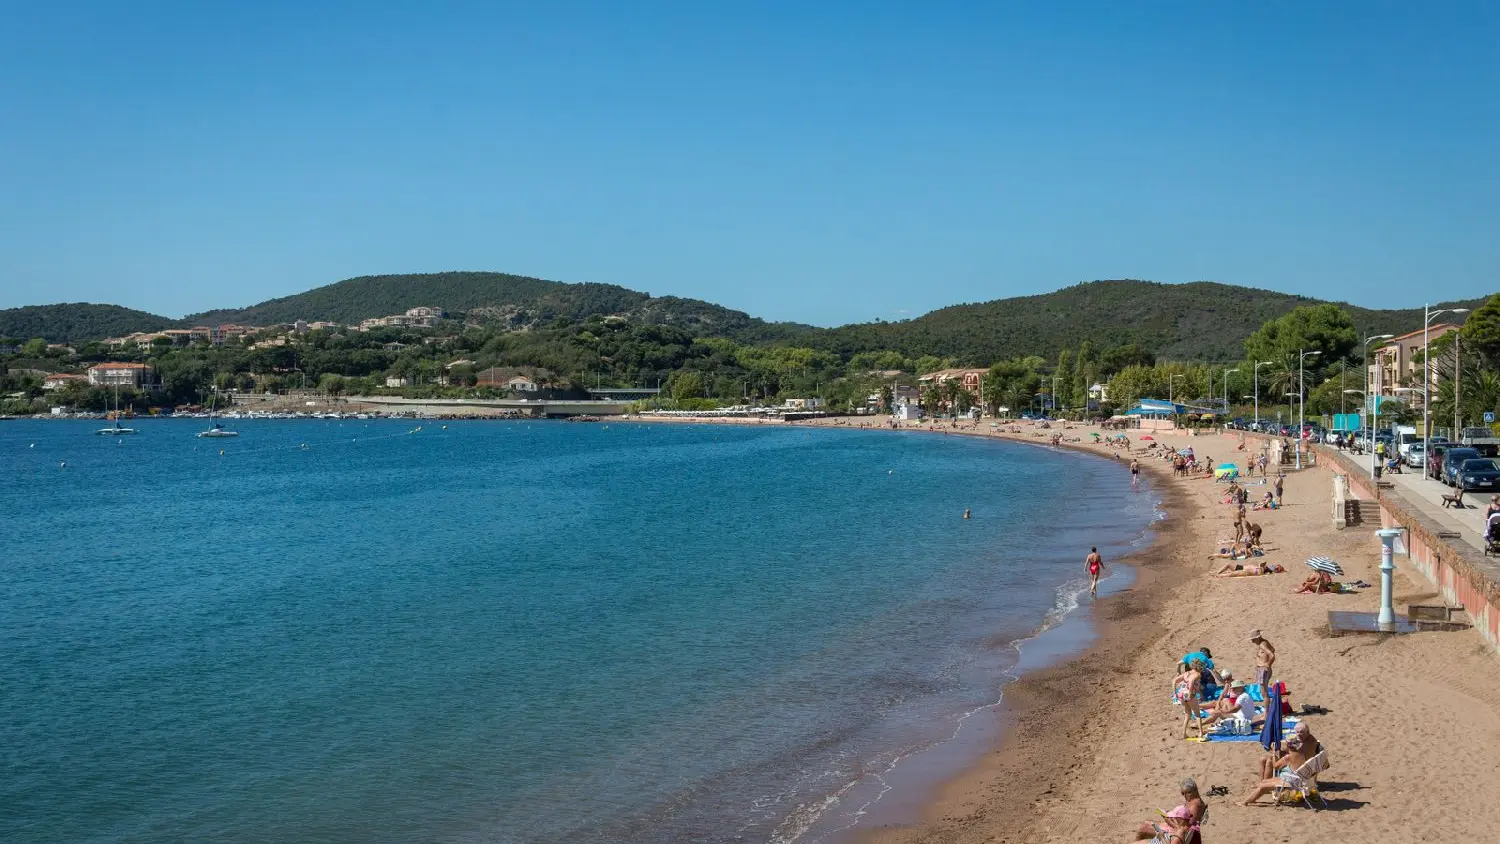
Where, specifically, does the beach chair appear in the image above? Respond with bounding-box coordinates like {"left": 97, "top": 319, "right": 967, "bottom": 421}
{"left": 1273, "top": 749, "right": 1330, "bottom": 809}
{"left": 1441, "top": 488, "right": 1466, "bottom": 509}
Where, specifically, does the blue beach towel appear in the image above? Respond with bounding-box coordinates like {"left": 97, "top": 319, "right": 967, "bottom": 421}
{"left": 1200, "top": 716, "right": 1299, "bottom": 743}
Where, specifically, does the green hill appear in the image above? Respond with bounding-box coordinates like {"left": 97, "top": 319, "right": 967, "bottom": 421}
{"left": 0, "top": 303, "right": 176, "bottom": 344}
{"left": 812, "top": 280, "right": 1489, "bottom": 363}
{"left": 6, "top": 275, "right": 1491, "bottom": 360}
{"left": 186, "top": 271, "right": 814, "bottom": 345}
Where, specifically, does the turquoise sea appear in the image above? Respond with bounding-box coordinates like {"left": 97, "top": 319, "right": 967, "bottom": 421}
{"left": 1, "top": 419, "right": 1158, "bottom": 843}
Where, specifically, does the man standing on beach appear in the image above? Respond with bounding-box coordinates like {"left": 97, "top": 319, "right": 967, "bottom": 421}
{"left": 1273, "top": 472, "right": 1284, "bottom": 506}
{"left": 1250, "top": 629, "right": 1276, "bottom": 700}
{"left": 1086, "top": 547, "right": 1104, "bottom": 597}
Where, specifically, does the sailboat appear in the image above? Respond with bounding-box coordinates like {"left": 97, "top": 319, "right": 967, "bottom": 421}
{"left": 95, "top": 383, "right": 137, "bottom": 435}
{"left": 197, "top": 391, "right": 239, "bottom": 438}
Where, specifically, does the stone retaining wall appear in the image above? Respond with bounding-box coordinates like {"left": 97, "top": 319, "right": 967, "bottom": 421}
{"left": 1323, "top": 446, "right": 1500, "bottom": 651}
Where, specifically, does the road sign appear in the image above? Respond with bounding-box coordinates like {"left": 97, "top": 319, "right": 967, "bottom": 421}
{"left": 1485, "top": 411, "right": 1495, "bottom": 424}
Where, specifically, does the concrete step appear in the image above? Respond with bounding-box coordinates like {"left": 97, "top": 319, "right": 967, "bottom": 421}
{"left": 1345, "top": 499, "right": 1382, "bottom": 526}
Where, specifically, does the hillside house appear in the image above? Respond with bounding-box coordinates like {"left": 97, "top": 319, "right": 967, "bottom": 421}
{"left": 87, "top": 362, "right": 153, "bottom": 387}
{"left": 43, "top": 373, "right": 86, "bottom": 391}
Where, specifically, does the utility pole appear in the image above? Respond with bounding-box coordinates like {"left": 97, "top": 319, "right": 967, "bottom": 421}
{"left": 1455, "top": 332, "right": 1462, "bottom": 436}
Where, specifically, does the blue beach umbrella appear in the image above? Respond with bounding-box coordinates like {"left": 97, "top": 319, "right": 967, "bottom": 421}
{"left": 1259, "top": 683, "right": 1285, "bottom": 752}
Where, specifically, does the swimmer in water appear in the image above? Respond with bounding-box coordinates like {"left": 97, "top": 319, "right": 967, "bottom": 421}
{"left": 963, "top": 508, "right": 971, "bottom": 519}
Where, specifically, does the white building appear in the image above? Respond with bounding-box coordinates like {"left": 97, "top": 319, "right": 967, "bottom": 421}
{"left": 42, "top": 373, "right": 87, "bottom": 391}
{"left": 87, "top": 363, "right": 153, "bottom": 387}
{"left": 385, "top": 376, "right": 414, "bottom": 388}
{"left": 894, "top": 402, "right": 923, "bottom": 421}
{"left": 506, "top": 376, "right": 538, "bottom": 392}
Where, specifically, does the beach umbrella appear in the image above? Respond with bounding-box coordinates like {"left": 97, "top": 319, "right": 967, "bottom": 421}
{"left": 1305, "top": 556, "right": 1344, "bottom": 576}
{"left": 1259, "top": 683, "right": 1285, "bottom": 752}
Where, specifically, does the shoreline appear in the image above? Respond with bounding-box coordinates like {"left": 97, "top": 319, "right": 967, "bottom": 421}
{"left": 842, "top": 428, "right": 1199, "bottom": 844}
{"left": 628, "top": 413, "right": 1199, "bottom": 843}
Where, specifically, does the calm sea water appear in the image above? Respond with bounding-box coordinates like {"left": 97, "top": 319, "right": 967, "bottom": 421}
{"left": 1, "top": 419, "right": 1157, "bottom": 844}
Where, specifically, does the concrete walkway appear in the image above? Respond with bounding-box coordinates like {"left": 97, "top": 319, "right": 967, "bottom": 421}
{"left": 1337, "top": 446, "right": 1492, "bottom": 551}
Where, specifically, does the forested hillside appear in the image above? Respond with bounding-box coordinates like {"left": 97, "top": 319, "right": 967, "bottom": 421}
{"left": 813, "top": 281, "right": 1487, "bottom": 363}
{"left": 0, "top": 304, "right": 176, "bottom": 344}
{"left": 187, "top": 271, "right": 815, "bottom": 345}
{"left": 4, "top": 274, "right": 1487, "bottom": 362}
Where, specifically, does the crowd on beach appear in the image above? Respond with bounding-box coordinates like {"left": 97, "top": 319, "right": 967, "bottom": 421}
{"left": 1109, "top": 436, "right": 1337, "bottom": 842}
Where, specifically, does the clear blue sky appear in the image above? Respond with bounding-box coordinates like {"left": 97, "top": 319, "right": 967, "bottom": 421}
{"left": 2, "top": 2, "right": 1496, "bottom": 325}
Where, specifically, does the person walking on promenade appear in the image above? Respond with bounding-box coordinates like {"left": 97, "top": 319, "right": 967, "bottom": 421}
{"left": 1250, "top": 629, "right": 1277, "bottom": 700}
{"left": 1086, "top": 547, "right": 1104, "bottom": 597}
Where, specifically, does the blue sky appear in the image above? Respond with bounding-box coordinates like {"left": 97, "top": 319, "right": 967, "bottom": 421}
{"left": 1, "top": 2, "right": 1496, "bottom": 325}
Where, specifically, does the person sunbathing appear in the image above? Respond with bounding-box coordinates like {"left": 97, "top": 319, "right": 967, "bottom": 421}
{"left": 1208, "top": 540, "right": 1262, "bottom": 561}
{"left": 1134, "top": 780, "right": 1206, "bottom": 840}
{"left": 1260, "top": 723, "right": 1320, "bottom": 779}
{"left": 1215, "top": 562, "right": 1284, "bottom": 577}
{"left": 1157, "top": 807, "right": 1202, "bottom": 844}
{"left": 1253, "top": 491, "right": 1277, "bottom": 510}
{"left": 1295, "top": 570, "right": 1334, "bottom": 594}
{"left": 1243, "top": 733, "right": 1316, "bottom": 805}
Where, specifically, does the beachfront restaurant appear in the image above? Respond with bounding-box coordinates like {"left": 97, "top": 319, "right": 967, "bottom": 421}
{"left": 1125, "top": 398, "right": 1221, "bottom": 430}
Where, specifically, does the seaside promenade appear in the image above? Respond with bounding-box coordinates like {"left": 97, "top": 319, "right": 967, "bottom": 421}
{"left": 762, "top": 416, "right": 1500, "bottom": 844}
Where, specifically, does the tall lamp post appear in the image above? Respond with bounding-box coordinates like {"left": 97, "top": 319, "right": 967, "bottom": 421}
{"left": 1252, "top": 360, "right": 1274, "bottom": 430}
{"left": 1296, "top": 351, "right": 1321, "bottom": 469}
{"left": 1423, "top": 306, "right": 1470, "bottom": 480}
{"left": 1362, "top": 334, "right": 1395, "bottom": 476}
{"left": 1222, "top": 368, "right": 1239, "bottom": 418}
{"left": 1168, "top": 373, "right": 1185, "bottom": 405}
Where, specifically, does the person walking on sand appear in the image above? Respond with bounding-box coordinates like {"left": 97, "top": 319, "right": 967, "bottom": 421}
{"left": 1250, "top": 629, "right": 1277, "bottom": 699}
{"left": 1086, "top": 547, "right": 1104, "bottom": 596}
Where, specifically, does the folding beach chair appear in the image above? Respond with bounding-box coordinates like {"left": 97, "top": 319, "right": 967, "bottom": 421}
{"left": 1273, "top": 749, "right": 1330, "bottom": 809}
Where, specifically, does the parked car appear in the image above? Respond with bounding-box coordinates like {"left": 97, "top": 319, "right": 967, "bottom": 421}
{"left": 1458, "top": 457, "right": 1500, "bottom": 492}
{"left": 1443, "top": 447, "right": 1483, "bottom": 487}
{"left": 1427, "top": 443, "right": 1450, "bottom": 480}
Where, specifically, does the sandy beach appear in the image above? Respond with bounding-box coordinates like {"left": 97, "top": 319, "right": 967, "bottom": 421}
{"left": 635, "top": 412, "right": 1500, "bottom": 842}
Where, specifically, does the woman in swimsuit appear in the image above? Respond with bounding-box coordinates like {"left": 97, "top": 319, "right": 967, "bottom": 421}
{"left": 1086, "top": 547, "right": 1103, "bottom": 596}
{"left": 1176, "top": 662, "right": 1207, "bottom": 740}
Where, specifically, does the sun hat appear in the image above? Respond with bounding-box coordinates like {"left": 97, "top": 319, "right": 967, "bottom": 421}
{"left": 1230, "top": 679, "right": 1245, "bottom": 690}
{"left": 1248, "top": 629, "right": 1263, "bottom": 640}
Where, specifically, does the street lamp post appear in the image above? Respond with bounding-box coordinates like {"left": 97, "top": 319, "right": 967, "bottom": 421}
{"left": 1253, "top": 360, "right": 1274, "bottom": 430}
{"left": 1423, "top": 305, "right": 1470, "bottom": 480}
{"left": 1296, "top": 351, "right": 1321, "bottom": 469}
{"left": 1222, "top": 368, "right": 1239, "bottom": 417}
{"left": 1169, "top": 373, "right": 1184, "bottom": 405}
{"left": 1361, "top": 334, "right": 1395, "bottom": 478}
